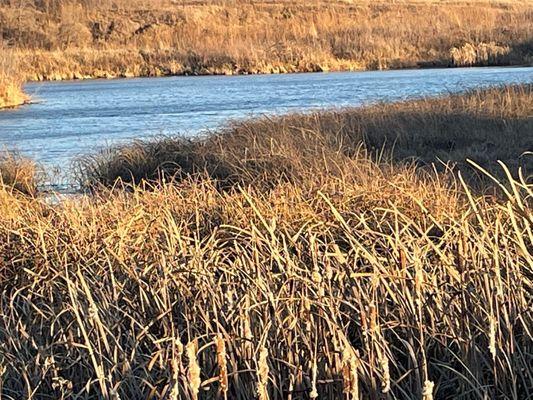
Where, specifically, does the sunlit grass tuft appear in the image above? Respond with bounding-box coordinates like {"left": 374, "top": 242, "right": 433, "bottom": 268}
{"left": 0, "top": 151, "right": 40, "bottom": 196}
{"left": 0, "top": 44, "right": 27, "bottom": 109}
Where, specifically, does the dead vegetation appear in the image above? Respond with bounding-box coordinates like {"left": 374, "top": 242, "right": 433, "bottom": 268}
{"left": 0, "top": 85, "right": 531, "bottom": 398}
{"left": 0, "top": 151, "right": 40, "bottom": 195}
{"left": 0, "top": 0, "right": 531, "bottom": 80}
{"left": 0, "top": 42, "right": 26, "bottom": 108}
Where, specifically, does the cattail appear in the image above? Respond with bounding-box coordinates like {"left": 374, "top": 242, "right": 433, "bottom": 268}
{"left": 379, "top": 354, "right": 390, "bottom": 394}
{"left": 312, "top": 267, "right": 322, "bottom": 285}
{"left": 186, "top": 340, "right": 201, "bottom": 400}
{"left": 414, "top": 260, "right": 424, "bottom": 306}
{"left": 309, "top": 358, "right": 318, "bottom": 399}
{"left": 170, "top": 337, "right": 184, "bottom": 400}
{"left": 399, "top": 248, "right": 407, "bottom": 270}
{"left": 241, "top": 306, "right": 254, "bottom": 359}
{"left": 360, "top": 308, "right": 368, "bottom": 337}
{"left": 489, "top": 315, "right": 497, "bottom": 360}
{"left": 216, "top": 334, "right": 229, "bottom": 396}
{"left": 422, "top": 380, "right": 435, "bottom": 400}
{"left": 342, "top": 348, "right": 359, "bottom": 400}
{"left": 257, "top": 346, "right": 270, "bottom": 400}
{"left": 368, "top": 303, "right": 378, "bottom": 335}
{"left": 243, "top": 297, "right": 253, "bottom": 341}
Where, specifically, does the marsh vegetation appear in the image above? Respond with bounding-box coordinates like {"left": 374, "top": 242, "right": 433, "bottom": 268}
{"left": 1, "top": 0, "right": 532, "bottom": 82}
{"left": 0, "top": 85, "right": 531, "bottom": 399}
{"left": 0, "top": 43, "right": 25, "bottom": 108}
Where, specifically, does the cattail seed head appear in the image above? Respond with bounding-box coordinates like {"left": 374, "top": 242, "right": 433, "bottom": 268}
{"left": 216, "top": 334, "right": 228, "bottom": 395}
{"left": 186, "top": 340, "right": 201, "bottom": 400}
{"left": 380, "top": 355, "right": 390, "bottom": 393}
{"left": 489, "top": 315, "right": 497, "bottom": 359}
{"left": 312, "top": 267, "right": 322, "bottom": 285}
{"left": 309, "top": 359, "right": 318, "bottom": 399}
{"left": 342, "top": 348, "right": 359, "bottom": 400}
{"left": 422, "top": 380, "right": 435, "bottom": 400}
{"left": 257, "top": 346, "right": 270, "bottom": 400}
{"left": 170, "top": 337, "right": 183, "bottom": 400}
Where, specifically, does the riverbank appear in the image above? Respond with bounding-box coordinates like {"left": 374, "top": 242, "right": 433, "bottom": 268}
{"left": 0, "top": 85, "right": 531, "bottom": 398}
{"left": 2, "top": 0, "right": 532, "bottom": 83}
{"left": 75, "top": 84, "right": 533, "bottom": 190}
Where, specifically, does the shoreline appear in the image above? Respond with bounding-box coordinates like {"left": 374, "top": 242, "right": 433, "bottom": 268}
{"left": 8, "top": 63, "right": 531, "bottom": 111}
{"left": 3, "top": 84, "right": 531, "bottom": 194}
{"left": 22, "top": 60, "right": 532, "bottom": 84}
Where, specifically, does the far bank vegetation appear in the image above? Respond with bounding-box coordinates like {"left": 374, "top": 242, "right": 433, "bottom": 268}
{"left": 0, "top": 0, "right": 532, "bottom": 81}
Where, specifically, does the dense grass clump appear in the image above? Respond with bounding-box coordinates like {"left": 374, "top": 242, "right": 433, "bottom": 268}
{"left": 76, "top": 85, "right": 533, "bottom": 190}
{"left": 0, "top": 151, "right": 40, "bottom": 196}
{"left": 0, "top": 44, "right": 26, "bottom": 108}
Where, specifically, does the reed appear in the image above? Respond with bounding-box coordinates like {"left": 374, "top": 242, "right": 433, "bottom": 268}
{"left": 0, "top": 84, "right": 531, "bottom": 398}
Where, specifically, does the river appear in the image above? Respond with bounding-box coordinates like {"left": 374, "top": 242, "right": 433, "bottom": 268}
{"left": 0, "top": 66, "right": 531, "bottom": 170}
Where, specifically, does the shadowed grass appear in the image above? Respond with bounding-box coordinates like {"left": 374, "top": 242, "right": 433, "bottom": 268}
{"left": 0, "top": 151, "right": 40, "bottom": 196}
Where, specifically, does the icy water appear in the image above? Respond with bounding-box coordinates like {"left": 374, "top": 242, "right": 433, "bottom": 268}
{"left": 0, "top": 66, "right": 531, "bottom": 169}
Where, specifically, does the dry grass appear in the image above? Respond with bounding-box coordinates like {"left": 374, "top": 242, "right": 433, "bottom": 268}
{"left": 0, "top": 43, "right": 26, "bottom": 108}
{"left": 0, "top": 151, "right": 40, "bottom": 195}
{"left": 0, "top": 0, "right": 531, "bottom": 80}
{"left": 0, "top": 144, "right": 531, "bottom": 399}
{"left": 76, "top": 84, "right": 533, "bottom": 190}
{"left": 0, "top": 85, "right": 531, "bottom": 399}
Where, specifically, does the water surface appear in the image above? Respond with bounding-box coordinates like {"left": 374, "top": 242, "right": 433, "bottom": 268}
{"left": 0, "top": 66, "right": 531, "bottom": 169}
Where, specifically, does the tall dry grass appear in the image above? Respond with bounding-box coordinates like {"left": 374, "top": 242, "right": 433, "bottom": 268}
{"left": 0, "top": 151, "right": 40, "bottom": 195}
{"left": 0, "top": 147, "right": 531, "bottom": 399}
{"left": 0, "top": 0, "right": 532, "bottom": 80}
{"left": 0, "top": 85, "right": 531, "bottom": 399}
{"left": 0, "top": 42, "right": 26, "bottom": 108}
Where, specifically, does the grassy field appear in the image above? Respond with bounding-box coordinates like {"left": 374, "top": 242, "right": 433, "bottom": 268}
{"left": 0, "top": 85, "right": 531, "bottom": 399}
{"left": 0, "top": 0, "right": 532, "bottom": 83}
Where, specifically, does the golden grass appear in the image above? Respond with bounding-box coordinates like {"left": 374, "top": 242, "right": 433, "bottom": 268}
{"left": 0, "top": 85, "right": 531, "bottom": 398}
{"left": 0, "top": 44, "right": 27, "bottom": 108}
{"left": 1, "top": 0, "right": 531, "bottom": 80}
{"left": 0, "top": 151, "right": 40, "bottom": 196}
